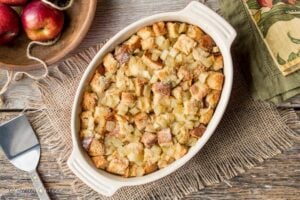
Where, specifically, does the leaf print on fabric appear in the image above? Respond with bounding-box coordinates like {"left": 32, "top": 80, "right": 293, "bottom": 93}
{"left": 288, "top": 32, "right": 300, "bottom": 44}
{"left": 287, "top": 52, "right": 299, "bottom": 62}
{"left": 258, "top": 4, "right": 300, "bottom": 37}
{"left": 277, "top": 53, "right": 286, "bottom": 65}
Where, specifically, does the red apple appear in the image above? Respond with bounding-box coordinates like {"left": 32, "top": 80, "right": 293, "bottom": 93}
{"left": 0, "top": 0, "right": 28, "bottom": 6}
{"left": 21, "top": 0, "right": 64, "bottom": 41}
{"left": 0, "top": 3, "right": 20, "bottom": 45}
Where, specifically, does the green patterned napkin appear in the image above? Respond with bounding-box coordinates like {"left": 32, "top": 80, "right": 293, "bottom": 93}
{"left": 219, "top": 0, "right": 300, "bottom": 104}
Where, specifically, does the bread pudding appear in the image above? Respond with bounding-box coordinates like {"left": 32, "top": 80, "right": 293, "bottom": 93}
{"left": 80, "top": 21, "right": 224, "bottom": 177}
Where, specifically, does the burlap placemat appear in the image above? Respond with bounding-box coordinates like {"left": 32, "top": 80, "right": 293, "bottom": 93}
{"left": 26, "top": 43, "right": 299, "bottom": 199}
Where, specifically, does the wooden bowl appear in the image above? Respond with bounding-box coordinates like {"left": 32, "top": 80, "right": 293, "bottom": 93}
{"left": 0, "top": 0, "right": 97, "bottom": 71}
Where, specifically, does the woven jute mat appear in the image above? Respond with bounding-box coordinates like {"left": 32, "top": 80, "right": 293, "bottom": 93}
{"left": 19, "top": 43, "right": 300, "bottom": 199}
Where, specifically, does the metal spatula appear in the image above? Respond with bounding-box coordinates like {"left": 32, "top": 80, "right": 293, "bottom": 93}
{"left": 0, "top": 114, "right": 50, "bottom": 200}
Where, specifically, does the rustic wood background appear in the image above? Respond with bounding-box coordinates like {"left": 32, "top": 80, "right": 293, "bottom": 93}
{"left": 0, "top": 0, "right": 299, "bottom": 199}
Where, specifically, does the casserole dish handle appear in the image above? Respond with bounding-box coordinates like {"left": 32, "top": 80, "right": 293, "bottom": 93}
{"left": 68, "top": 150, "right": 120, "bottom": 197}
{"left": 180, "top": 1, "right": 236, "bottom": 48}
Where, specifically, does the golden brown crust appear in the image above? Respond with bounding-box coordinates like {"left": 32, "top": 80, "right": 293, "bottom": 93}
{"left": 88, "top": 139, "right": 105, "bottom": 156}
{"left": 207, "top": 72, "right": 224, "bottom": 90}
{"left": 199, "top": 35, "right": 215, "bottom": 52}
{"left": 82, "top": 92, "right": 97, "bottom": 111}
{"left": 91, "top": 156, "right": 108, "bottom": 169}
{"left": 153, "top": 22, "right": 167, "bottom": 36}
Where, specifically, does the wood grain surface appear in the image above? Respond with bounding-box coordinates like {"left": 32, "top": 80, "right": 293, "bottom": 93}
{"left": 0, "top": 0, "right": 299, "bottom": 199}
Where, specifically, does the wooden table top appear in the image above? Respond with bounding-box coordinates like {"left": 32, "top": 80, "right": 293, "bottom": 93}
{"left": 0, "top": 0, "right": 299, "bottom": 199}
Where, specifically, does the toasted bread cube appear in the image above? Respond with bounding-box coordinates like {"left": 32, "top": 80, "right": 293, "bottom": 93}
{"left": 190, "top": 82, "right": 210, "bottom": 100}
{"left": 88, "top": 139, "right": 105, "bottom": 156}
{"left": 91, "top": 156, "right": 108, "bottom": 169}
{"left": 153, "top": 22, "right": 167, "bottom": 36}
{"left": 94, "top": 106, "right": 111, "bottom": 121}
{"left": 121, "top": 92, "right": 136, "bottom": 106}
{"left": 137, "top": 26, "right": 154, "bottom": 39}
{"left": 152, "top": 82, "right": 171, "bottom": 96}
{"left": 207, "top": 72, "right": 224, "bottom": 90}
{"left": 142, "top": 52, "right": 163, "bottom": 69}
{"left": 105, "top": 121, "right": 116, "bottom": 132}
{"left": 192, "top": 47, "right": 210, "bottom": 61}
{"left": 103, "top": 53, "right": 118, "bottom": 74}
{"left": 124, "top": 35, "right": 141, "bottom": 52}
{"left": 199, "top": 35, "right": 215, "bottom": 52}
{"left": 178, "top": 23, "right": 187, "bottom": 33}
{"left": 199, "top": 108, "right": 214, "bottom": 125}
{"left": 206, "top": 90, "right": 221, "bottom": 108}
{"left": 213, "top": 55, "right": 223, "bottom": 71}
{"left": 141, "top": 37, "right": 156, "bottom": 50}
{"left": 201, "top": 55, "right": 215, "bottom": 68}
{"left": 173, "top": 143, "right": 188, "bottom": 160}
{"left": 90, "top": 72, "right": 110, "bottom": 96}
{"left": 141, "top": 132, "right": 157, "bottom": 148}
{"left": 167, "top": 22, "right": 179, "bottom": 38}
{"left": 134, "top": 112, "right": 148, "bottom": 130}
{"left": 128, "top": 57, "right": 150, "bottom": 79}
{"left": 129, "top": 165, "right": 145, "bottom": 177}
{"left": 174, "top": 34, "right": 196, "bottom": 55}
{"left": 158, "top": 128, "right": 172, "bottom": 146}
{"left": 169, "top": 48, "right": 179, "bottom": 58}
{"left": 190, "top": 124, "right": 206, "bottom": 138}
{"left": 176, "top": 128, "right": 190, "bottom": 144}
{"left": 107, "top": 157, "right": 129, "bottom": 175}
{"left": 82, "top": 92, "right": 97, "bottom": 111}
{"left": 177, "top": 66, "right": 192, "bottom": 81}
{"left": 187, "top": 25, "right": 204, "bottom": 42}
{"left": 183, "top": 99, "right": 199, "bottom": 115}
{"left": 144, "top": 163, "right": 158, "bottom": 174}
{"left": 115, "top": 45, "right": 131, "bottom": 64}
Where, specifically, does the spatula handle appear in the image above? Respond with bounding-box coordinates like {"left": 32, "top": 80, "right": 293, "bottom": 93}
{"left": 29, "top": 169, "right": 51, "bottom": 200}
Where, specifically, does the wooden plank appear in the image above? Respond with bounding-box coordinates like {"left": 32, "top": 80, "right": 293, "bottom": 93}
{"left": 0, "top": 111, "right": 299, "bottom": 199}
{"left": 1, "top": 0, "right": 300, "bottom": 109}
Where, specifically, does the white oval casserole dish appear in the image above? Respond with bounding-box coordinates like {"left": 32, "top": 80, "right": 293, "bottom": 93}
{"left": 68, "top": 1, "right": 236, "bottom": 197}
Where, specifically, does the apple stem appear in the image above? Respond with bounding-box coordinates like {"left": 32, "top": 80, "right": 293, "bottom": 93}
{"left": 41, "top": 0, "right": 74, "bottom": 11}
